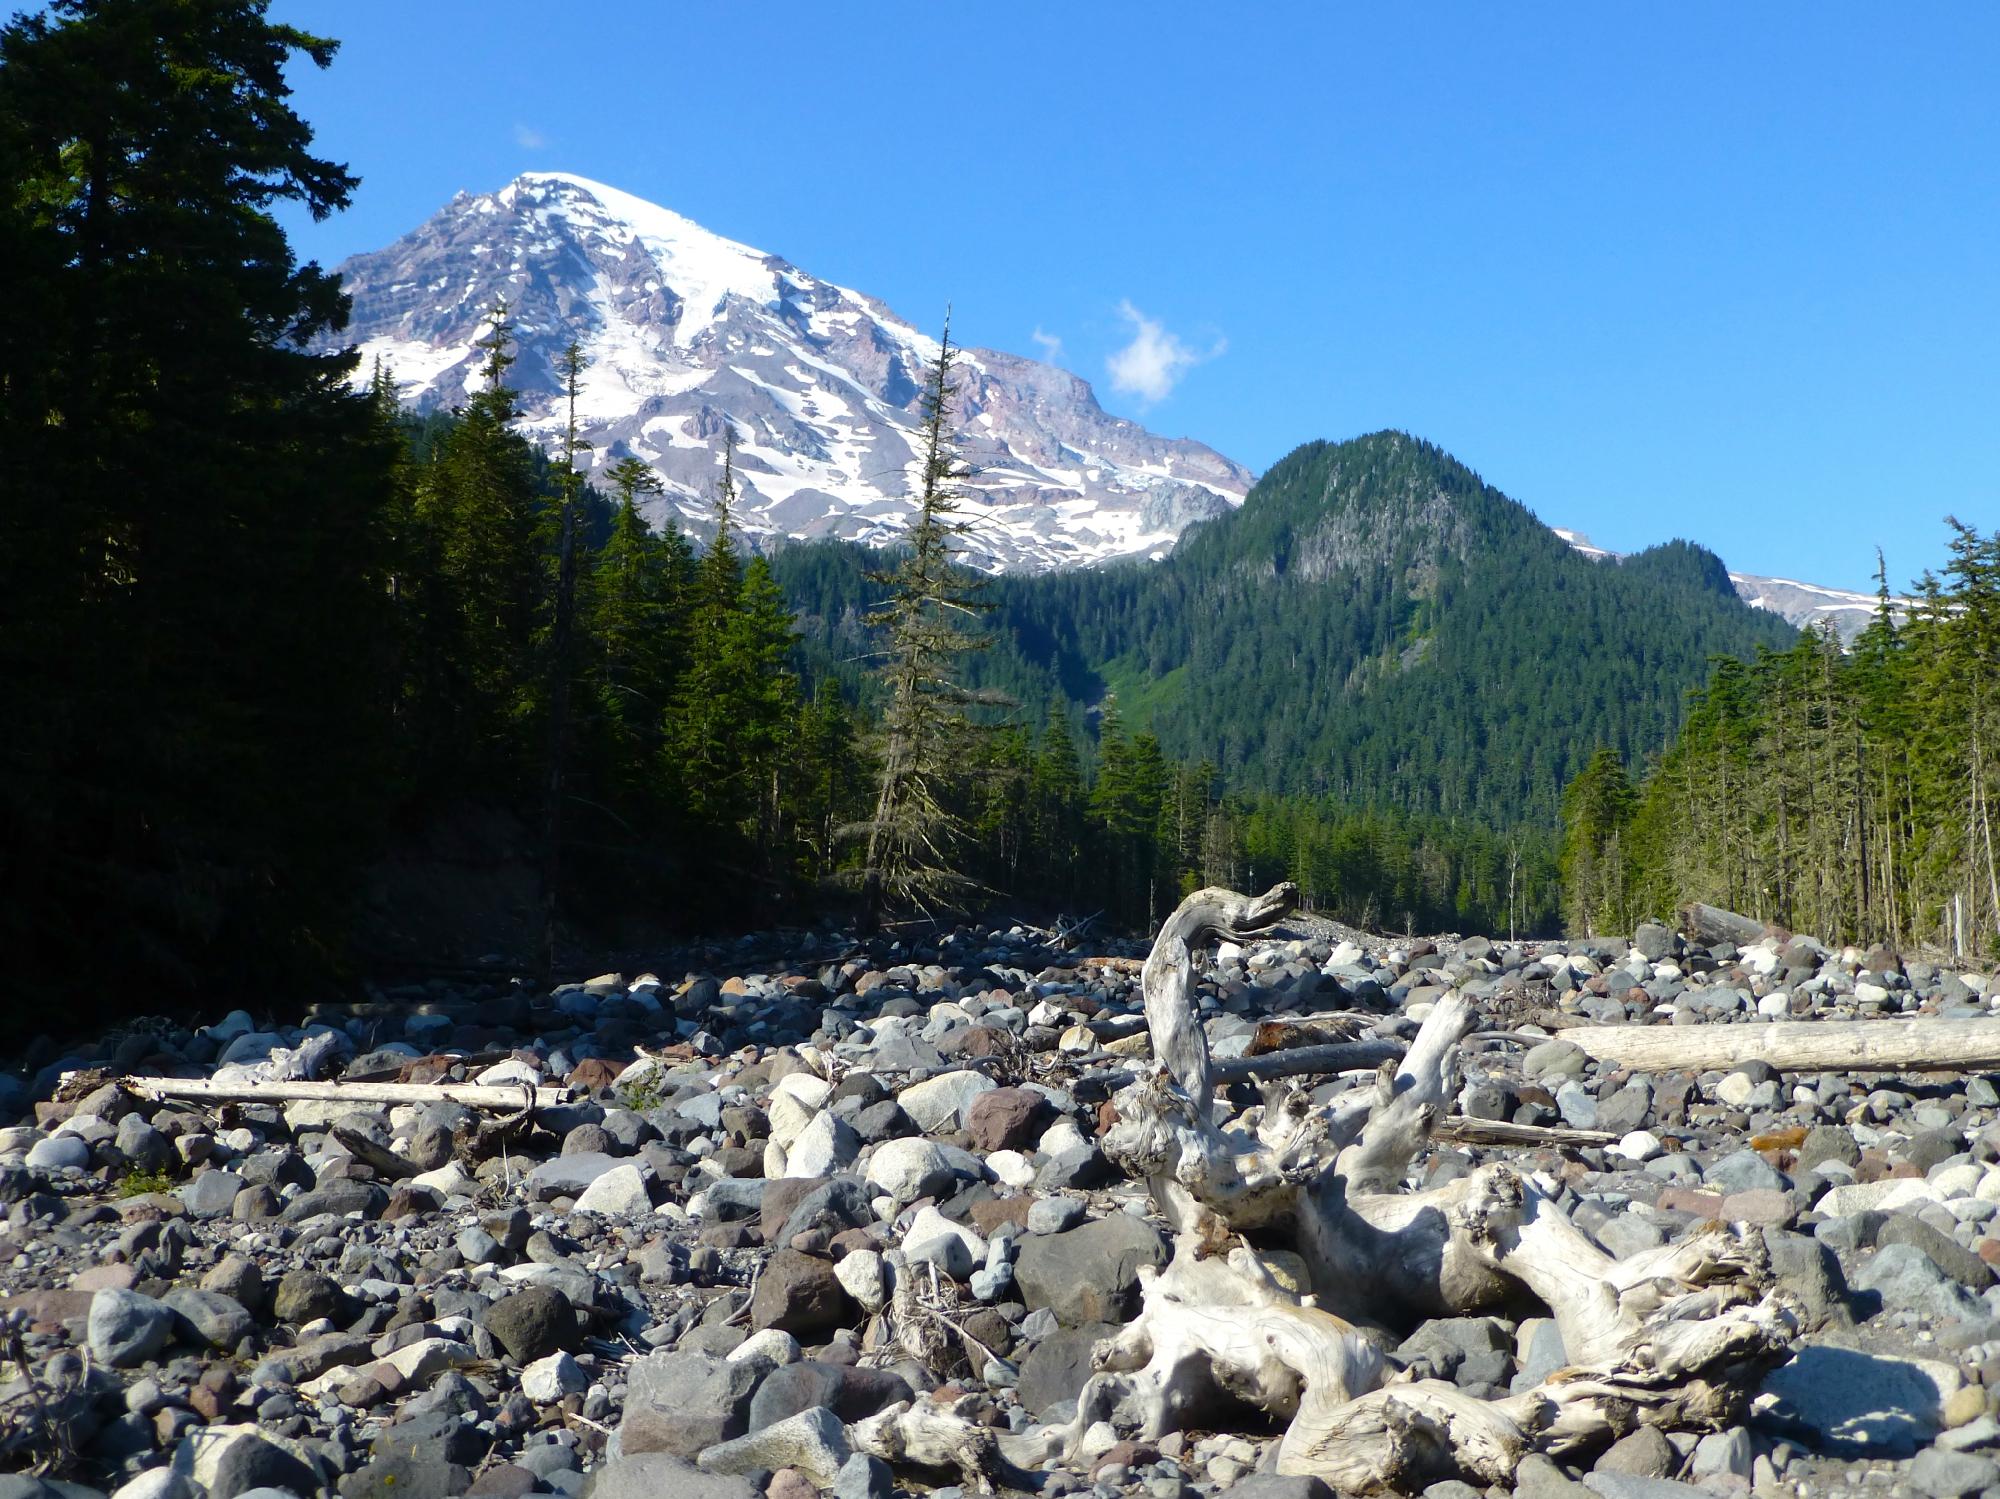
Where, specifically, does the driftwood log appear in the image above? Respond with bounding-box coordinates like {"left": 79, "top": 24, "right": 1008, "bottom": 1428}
{"left": 1561, "top": 1017, "right": 2000, "bottom": 1075}
{"left": 910, "top": 886, "right": 1799, "bottom": 1495}
{"left": 122, "top": 1077, "right": 571, "bottom": 1111}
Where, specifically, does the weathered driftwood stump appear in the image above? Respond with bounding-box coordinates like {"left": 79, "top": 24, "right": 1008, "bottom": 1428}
{"left": 1074, "top": 884, "right": 1799, "bottom": 1495}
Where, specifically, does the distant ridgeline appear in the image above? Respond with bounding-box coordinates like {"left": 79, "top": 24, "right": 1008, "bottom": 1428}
{"left": 771, "top": 431, "right": 1799, "bottom": 830}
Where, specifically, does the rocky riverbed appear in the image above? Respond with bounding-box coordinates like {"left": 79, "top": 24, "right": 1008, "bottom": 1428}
{"left": 3, "top": 915, "right": 1999, "bottom": 1499}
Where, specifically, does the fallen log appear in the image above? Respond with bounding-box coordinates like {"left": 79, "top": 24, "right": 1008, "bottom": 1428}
{"left": 1560, "top": 1016, "right": 2000, "bottom": 1075}
{"left": 1211, "top": 1040, "right": 1405, "bottom": 1084}
{"left": 123, "top": 1076, "right": 571, "bottom": 1111}
{"left": 1433, "top": 1116, "right": 1616, "bottom": 1148}
{"left": 1246, "top": 1013, "right": 1372, "bottom": 1054}
{"left": 329, "top": 1125, "right": 421, "bottom": 1179}
{"left": 1678, "top": 902, "right": 1773, "bottom": 948}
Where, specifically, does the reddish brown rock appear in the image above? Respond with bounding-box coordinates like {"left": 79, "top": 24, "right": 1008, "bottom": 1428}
{"left": 969, "top": 1196, "right": 1033, "bottom": 1237}
{"left": 1655, "top": 1187, "right": 1725, "bottom": 1218}
{"left": 1719, "top": 1188, "right": 1793, "bottom": 1226}
{"left": 1091, "top": 1441, "right": 1161, "bottom": 1478}
{"left": 967, "top": 1087, "right": 1047, "bottom": 1152}
{"left": 748, "top": 1249, "right": 852, "bottom": 1337}
{"left": 72, "top": 1264, "right": 139, "bottom": 1293}
{"left": 568, "top": 1057, "right": 623, "bottom": 1091}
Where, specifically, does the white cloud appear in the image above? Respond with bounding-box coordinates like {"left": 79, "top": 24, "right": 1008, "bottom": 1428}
{"left": 1030, "top": 326, "right": 1065, "bottom": 365}
{"left": 1106, "top": 300, "right": 1221, "bottom": 403}
{"left": 513, "top": 123, "right": 549, "bottom": 150}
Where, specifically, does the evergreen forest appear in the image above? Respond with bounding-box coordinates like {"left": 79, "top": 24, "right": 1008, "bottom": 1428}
{"left": 1561, "top": 531, "right": 2000, "bottom": 959}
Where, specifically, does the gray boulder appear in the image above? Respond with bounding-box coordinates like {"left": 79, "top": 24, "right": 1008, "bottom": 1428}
{"left": 1014, "top": 1214, "right": 1166, "bottom": 1327}
{"left": 747, "top": 1360, "right": 911, "bottom": 1429}
{"left": 1909, "top": 1448, "right": 2000, "bottom": 1499}
{"left": 1878, "top": 1215, "right": 1995, "bottom": 1292}
{"left": 162, "top": 1289, "right": 254, "bottom": 1350}
{"left": 1590, "top": 1426, "right": 1675, "bottom": 1479}
{"left": 619, "top": 1350, "right": 763, "bottom": 1459}
{"left": 481, "top": 1286, "right": 580, "bottom": 1363}
{"left": 178, "top": 1171, "right": 245, "bottom": 1219}
{"left": 1758, "top": 1343, "right": 1957, "bottom": 1455}
{"left": 695, "top": 1406, "right": 850, "bottom": 1487}
{"left": 88, "top": 1288, "right": 176, "bottom": 1367}
{"left": 830, "top": 1453, "right": 895, "bottom": 1499}
{"left": 583, "top": 1455, "right": 758, "bottom": 1499}
{"left": 1017, "top": 1321, "right": 1118, "bottom": 1416}
{"left": 1857, "top": 1243, "right": 1986, "bottom": 1322}
{"left": 1216, "top": 1479, "right": 1335, "bottom": 1499}
{"left": 1764, "top": 1229, "right": 1854, "bottom": 1330}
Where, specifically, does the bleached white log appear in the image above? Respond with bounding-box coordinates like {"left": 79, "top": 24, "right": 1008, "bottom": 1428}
{"left": 1561, "top": 1016, "right": 2000, "bottom": 1075}
{"left": 1142, "top": 882, "right": 1300, "bottom": 1102}
{"left": 123, "top": 1076, "right": 569, "bottom": 1111}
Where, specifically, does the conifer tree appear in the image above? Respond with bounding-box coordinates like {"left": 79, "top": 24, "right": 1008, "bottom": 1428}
{"left": 0, "top": 0, "right": 396, "bottom": 1009}
{"left": 728, "top": 553, "right": 802, "bottom": 858}
{"left": 669, "top": 428, "right": 749, "bottom": 834}
{"left": 587, "top": 455, "right": 684, "bottom": 784}
{"left": 1028, "top": 705, "right": 1086, "bottom": 905}
{"left": 1560, "top": 747, "right": 1637, "bottom": 935}
{"left": 412, "top": 302, "right": 543, "bottom": 788}
{"left": 538, "top": 340, "right": 590, "bottom": 973}
{"left": 857, "top": 317, "right": 1004, "bottom": 927}
{"left": 790, "top": 681, "right": 867, "bottom": 882}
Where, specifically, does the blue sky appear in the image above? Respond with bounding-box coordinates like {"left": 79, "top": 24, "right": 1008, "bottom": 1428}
{"left": 271, "top": 2, "right": 1997, "bottom": 592}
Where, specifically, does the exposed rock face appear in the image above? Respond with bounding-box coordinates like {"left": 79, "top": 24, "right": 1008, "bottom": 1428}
{"left": 335, "top": 173, "right": 1251, "bottom": 572}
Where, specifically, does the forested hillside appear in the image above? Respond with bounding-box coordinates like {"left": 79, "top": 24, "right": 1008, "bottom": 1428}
{"left": 774, "top": 433, "right": 1799, "bottom": 826}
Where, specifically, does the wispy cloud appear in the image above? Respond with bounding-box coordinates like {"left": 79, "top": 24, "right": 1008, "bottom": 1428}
{"left": 1030, "top": 326, "right": 1065, "bottom": 366}
{"left": 513, "top": 123, "right": 550, "bottom": 150}
{"left": 1106, "top": 300, "right": 1223, "bottom": 403}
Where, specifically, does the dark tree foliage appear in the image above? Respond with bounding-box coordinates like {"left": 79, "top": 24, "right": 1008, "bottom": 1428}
{"left": 0, "top": 0, "right": 395, "bottom": 1004}
{"left": 857, "top": 321, "right": 1006, "bottom": 925}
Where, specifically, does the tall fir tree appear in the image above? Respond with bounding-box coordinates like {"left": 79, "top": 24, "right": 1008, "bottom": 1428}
{"left": 587, "top": 455, "right": 687, "bottom": 791}
{"left": 410, "top": 302, "right": 543, "bottom": 790}
{"left": 669, "top": 427, "right": 749, "bottom": 836}
{"left": 857, "top": 317, "right": 1005, "bottom": 926}
{"left": 538, "top": 340, "right": 591, "bottom": 972}
{"left": 1560, "top": 747, "right": 1637, "bottom": 936}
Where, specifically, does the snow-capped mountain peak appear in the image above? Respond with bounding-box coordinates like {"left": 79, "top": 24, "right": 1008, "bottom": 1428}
{"left": 337, "top": 173, "right": 1251, "bottom": 570}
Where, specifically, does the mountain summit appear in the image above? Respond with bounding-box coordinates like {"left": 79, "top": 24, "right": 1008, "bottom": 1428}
{"left": 335, "top": 172, "right": 1251, "bottom": 570}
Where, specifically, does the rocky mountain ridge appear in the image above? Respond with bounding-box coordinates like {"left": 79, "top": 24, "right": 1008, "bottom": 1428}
{"left": 335, "top": 174, "right": 1893, "bottom": 623}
